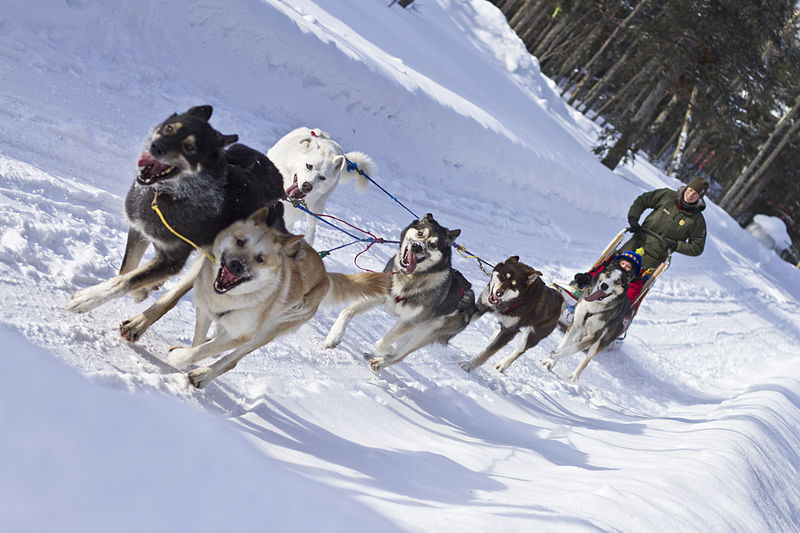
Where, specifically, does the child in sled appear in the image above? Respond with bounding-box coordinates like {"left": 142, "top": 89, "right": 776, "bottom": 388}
{"left": 572, "top": 249, "right": 646, "bottom": 312}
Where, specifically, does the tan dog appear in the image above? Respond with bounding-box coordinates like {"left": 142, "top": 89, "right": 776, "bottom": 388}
{"left": 166, "top": 207, "right": 390, "bottom": 388}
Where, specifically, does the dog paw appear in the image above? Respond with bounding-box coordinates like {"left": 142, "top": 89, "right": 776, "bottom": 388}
{"left": 495, "top": 361, "right": 511, "bottom": 373}
{"left": 119, "top": 314, "right": 149, "bottom": 343}
{"left": 540, "top": 358, "right": 555, "bottom": 371}
{"left": 66, "top": 277, "right": 124, "bottom": 313}
{"left": 459, "top": 359, "right": 478, "bottom": 373}
{"left": 567, "top": 372, "right": 581, "bottom": 382}
{"left": 130, "top": 288, "right": 149, "bottom": 303}
{"left": 65, "top": 286, "right": 105, "bottom": 313}
{"left": 187, "top": 367, "right": 213, "bottom": 389}
{"left": 324, "top": 335, "right": 340, "bottom": 349}
{"left": 366, "top": 355, "right": 385, "bottom": 373}
{"left": 374, "top": 340, "right": 395, "bottom": 356}
{"left": 167, "top": 346, "right": 193, "bottom": 369}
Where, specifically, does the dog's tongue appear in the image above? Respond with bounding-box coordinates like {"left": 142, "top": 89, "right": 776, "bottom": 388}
{"left": 285, "top": 184, "right": 305, "bottom": 199}
{"left": 404, "top": 249, "right": 417, "bottom": 274}
{"left": 215, "top": 264, "right": 240, "bottom": 290}
{"left": 285, "top": 175, "right": 305, "bottom": 199}
{"left": 137, "top": 153, "right": 155, "bottom": 168}
{"left": 584, "top": 289, "right": 608, "bottom": 302}
{"left": 138, "top": 152, "right": 172, "bottom": 176}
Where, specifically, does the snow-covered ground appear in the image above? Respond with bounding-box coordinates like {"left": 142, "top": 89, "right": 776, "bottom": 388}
{"left": 2, "top": 1, "right": 800, "bottom": 531}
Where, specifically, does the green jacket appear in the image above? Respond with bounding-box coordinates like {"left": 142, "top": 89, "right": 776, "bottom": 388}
{"left": 621, "top": 186, "right": 707, "bottom": 272}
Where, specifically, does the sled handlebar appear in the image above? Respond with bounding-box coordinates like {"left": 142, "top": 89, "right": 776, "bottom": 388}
{"left": 636, "top": 227, "right": 676, "bottom": 252}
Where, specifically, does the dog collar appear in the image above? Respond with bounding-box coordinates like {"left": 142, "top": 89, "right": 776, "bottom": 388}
{"left": 500, "top": 300, "right": 523, "bottom": 315}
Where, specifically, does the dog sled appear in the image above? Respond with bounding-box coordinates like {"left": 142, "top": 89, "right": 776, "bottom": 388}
{"left": 553, "top": 228, "right": 672, "bottom": 337}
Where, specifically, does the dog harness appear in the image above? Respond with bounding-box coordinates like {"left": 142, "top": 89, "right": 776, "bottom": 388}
{"left": 150, "top": 190, "right": 215, "bottom": 263}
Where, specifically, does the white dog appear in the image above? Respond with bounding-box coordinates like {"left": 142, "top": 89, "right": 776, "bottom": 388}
{"left": 267, "top": 127, "right": 375, "bottom": 245}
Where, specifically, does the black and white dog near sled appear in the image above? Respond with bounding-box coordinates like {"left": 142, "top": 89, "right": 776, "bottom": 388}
{"left": 66, "top": 105, "right": 286, "bottom": 340}
{"left": 267, "top": 126, "right": 374, "bottom": 246}
{"left": 324, "top": 213, "right": 476, "bottom": 372}
{"left": 459, "top": 256, "right": 564, "bottom": 374}
{"left": 552, "top": 227, "right": 671, "bottom": 335}
{"left": 541, "top": 262, "right": 635, "bottom": 381}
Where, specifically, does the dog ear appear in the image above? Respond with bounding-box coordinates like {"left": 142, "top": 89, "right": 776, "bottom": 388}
{"left": 265, "top": 202, "right": 285, "bottom": 228}
{"left": 333, "top": 155, "right": 346, "bottom": 173}
{"left": 506, "top": 256, "right": 520, "bottom": 264}
{"left": 249, "top": 206, "right": 272, "bottom": 226}
{"left": 186, "top": 105, "right": 213, "bottom": 121}
{"left": 253, "top": 203, "right": 285, "bottom": 229}
{"left": 423, "top": 213, "right": 434, "bottom": 222}
{"left": 299, "top": 137, "right": 312, "bottom": 149}
{"left": 281, "top": 234, "right": 305, "bottom": 258}
{"left": 217, "top": 133, "right": 239, "bottom": 147}
{"left": 446, "top": 228, "right": 461, "bottom": 242}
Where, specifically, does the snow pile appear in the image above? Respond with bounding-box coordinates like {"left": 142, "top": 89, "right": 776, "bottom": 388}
{"left": 748, "top": 214, "right": 793, "bottom": 252}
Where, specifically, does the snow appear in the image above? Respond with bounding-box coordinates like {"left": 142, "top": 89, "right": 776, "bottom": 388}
{"left": 749, "top": 214, "right": 793, "bottom": 252}
{"left": 2, "top": 0, "right": 800, "bottom": 531}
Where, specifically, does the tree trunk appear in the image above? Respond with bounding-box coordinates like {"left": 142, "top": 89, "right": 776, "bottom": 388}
{"left": 653, "top": 126, "right": 680, "bottom": 162}
{"left": 581, "top": 38, "right": 641, "bottom": 112}
{"left": 601, "top": 63, "right": 683, "bottom": 170}
{"left": 533, "top": 15, "right": 568, "bottom": 59}
{"left": 728, "top": 116, "right": 800, "bottom": 216}
{"left": 567, "top": 0, "right": 654, "bottom": 105}
{"left": 667, "top": 85, "right": 698, "bottom": 175}
{"left": 519, "top": 4, "right": 553, "bottom": 48}
{"left": 508, "top": 1, "right": 535, "bottom": 29}
{"left": 593, "top": 57, "right": 656, "bottom": 118}
{"left": 557, "top": 24, "right": 604, "bottom": 87}
{"left": 539, "top": 9, "right": 595, "bottom": 70}
{"left": 718, "top": 93, "right": 800, "bottom": 209}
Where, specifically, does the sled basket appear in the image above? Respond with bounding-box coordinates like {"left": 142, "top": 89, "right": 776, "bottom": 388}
{"left": 552, "top": 228, "right": 672, "bottom": 334}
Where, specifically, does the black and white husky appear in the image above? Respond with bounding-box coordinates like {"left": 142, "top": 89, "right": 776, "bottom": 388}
{"left": 324, "top": 213, "right": 476, "bottom": 372}
{"left": 267, "top": 126, "right": 374, "bottom": 245}
{"left": 67, "top": 105, "right": 285, "bottom": 316}
{"left": 541, "top": 263, "right": 633, "bottom": 381}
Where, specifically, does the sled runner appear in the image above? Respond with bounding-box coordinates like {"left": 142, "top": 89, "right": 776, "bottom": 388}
{"left": 553, "top": 228, "right": 672, "bottom": 337}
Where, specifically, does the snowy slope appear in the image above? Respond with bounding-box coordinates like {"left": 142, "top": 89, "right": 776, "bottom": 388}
{"left": 2, "top": 0, "right": 800, "bottom": 531}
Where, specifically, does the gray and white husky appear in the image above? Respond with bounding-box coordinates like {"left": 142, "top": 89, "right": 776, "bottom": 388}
{"left": 541, "top": 263, "right": 633, "bottom": 381}
{"left": 66, "top": 105, "right": 285, "bottom": 316}
{"left": 267, "top": 126, "right": 374, "bottom": 245}
{"left": 325, "top": 213, "right": 476, "bottom": 372}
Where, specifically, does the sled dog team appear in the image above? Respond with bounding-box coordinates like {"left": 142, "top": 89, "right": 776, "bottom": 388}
{"left": 67, "top": 106, "right": 637, "bottom": 388}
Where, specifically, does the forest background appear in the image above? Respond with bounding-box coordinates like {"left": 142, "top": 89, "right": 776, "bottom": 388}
{"left": 491, "top": 0, "right": 800, "bottom": 263}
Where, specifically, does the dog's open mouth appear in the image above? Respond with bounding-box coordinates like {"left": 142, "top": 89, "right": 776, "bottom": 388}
{"left": 488, "top": 290, "right": 502, "bottom": 306}
{"left": 137, "top": 152, "right": 179, "bottom": 185}
{"left": 399, "top": 244, "right": 425, "bottom": 274}
{"left": 213, "top": 259, "right": 251, "bottom": 293}
{"left": 285, "top": 174, "right": 305, "bottom": 200}
{"left": 584, "top": 289, "right": 610, "bottom": 302}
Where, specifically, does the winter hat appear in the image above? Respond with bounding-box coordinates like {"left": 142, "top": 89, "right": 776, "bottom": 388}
{"left": 687, "top": 176, "right": 709, "bottom": 197}
{"left": 614, "top": 250, "right": 642, "bottom": 276}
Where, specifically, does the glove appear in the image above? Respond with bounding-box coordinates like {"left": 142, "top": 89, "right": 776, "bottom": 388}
{"left": 663, "top": 237, "right": 677, "bottom": 252}
{"left": 627, "top": 217, "right": 641, "bottom": 233}
{"left": 572, "top": 272, "right": 592, "bottom": 288}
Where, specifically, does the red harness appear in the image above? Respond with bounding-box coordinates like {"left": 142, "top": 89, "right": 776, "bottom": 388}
{"left": 500, "top": 300, "right": 524, "bottom": 315}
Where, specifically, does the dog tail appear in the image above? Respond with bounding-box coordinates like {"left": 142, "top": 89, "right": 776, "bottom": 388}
{"left": 342, "top": 151, "right": 375, "bottom": 193}
{"left": 325, "top": 272, "right": 390, "bottom": 305}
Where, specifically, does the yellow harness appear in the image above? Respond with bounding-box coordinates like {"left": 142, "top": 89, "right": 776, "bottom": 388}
{"left": 150, "top": 190, "right": 215, "bottom": 263}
